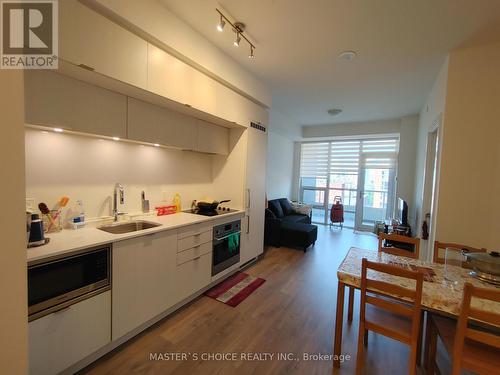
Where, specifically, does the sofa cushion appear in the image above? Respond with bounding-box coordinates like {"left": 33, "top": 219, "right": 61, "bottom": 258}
{"left": 268, "top": 200, "right": 284, "bottom": 218}
{"left": 280, "top": 221, "right": 318, "bottom": 250}
{"left": 265, "top": 208, "right": 277, "bottom": 219}
{"left": 279, "top": 198, "right": 294, "bottom": 216}
{"left": 281, "top": 214, "right": 310, "bottom": 224}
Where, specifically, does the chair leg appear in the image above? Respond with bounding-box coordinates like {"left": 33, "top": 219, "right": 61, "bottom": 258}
{"left": 355, "top": 322, "right": 366, "bottom": 375}
{"left": 364, "top": 329, "right": 368, "bottom": 346}
{"left": 347, "top": 287, "right": 355, "bottom": 323}
{"left": 424, "top": 315, "right": 438, "bottom": 375}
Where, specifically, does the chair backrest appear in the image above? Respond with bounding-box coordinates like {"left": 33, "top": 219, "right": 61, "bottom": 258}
{"left": 378, "top": 233, "right": 420, "bottom": 259}
{"left": 433, "top": 241, "right": 487, "bottom": 265}
{"left": 452, "top": 283, "right": 500, "bottom": 375}
{"left": 360, "top": 258, "right": 424, "bottom": 344}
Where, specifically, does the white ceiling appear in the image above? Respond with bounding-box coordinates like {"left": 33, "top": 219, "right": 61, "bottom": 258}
{"left": 160, "top": 0, "right": 500, "bottom": 126}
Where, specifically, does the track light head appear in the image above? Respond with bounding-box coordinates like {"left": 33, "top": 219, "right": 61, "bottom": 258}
{"left": 233, "top": 33, "right": 241, "bottom": 47}
{"left": 249, "top": 46, "right": 255, "bottom": 59}
{"left": 216, "top": 15, "right": 225, "bottom": 32}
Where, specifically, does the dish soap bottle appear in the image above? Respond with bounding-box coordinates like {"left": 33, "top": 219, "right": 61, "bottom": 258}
{"left": 173, "top": 193, "right": 181, "bottom": 213}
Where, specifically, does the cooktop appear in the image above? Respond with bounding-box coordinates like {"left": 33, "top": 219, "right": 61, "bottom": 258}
{"left": 183, "top": 207, "right": 240, "bottom": 217}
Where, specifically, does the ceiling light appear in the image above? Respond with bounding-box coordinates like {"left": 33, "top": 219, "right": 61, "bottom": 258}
{"left": 216, "top": 15, "right": 225, "bottom": 32}
{"left": 216, "top": 9, "right": 255, "bottom": 59}
{"left": 53, "top": 128, "right": 63, "bottom": 133}
{"left": 327, "top": 108, "right": 343, "bottom": 116}
{"left": 153, "top": 143, "right": 160, "bottom": 147}
{"left": 233, "top": 33, "right": 241, "bottom": 47}
{"left": 112, "top": 137, "right": 120, "bottom": 141}
{"left": 338, "top": 51, "right": 357, "bottom": 61}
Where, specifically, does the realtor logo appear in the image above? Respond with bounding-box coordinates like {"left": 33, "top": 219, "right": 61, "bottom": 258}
{"left": 1, "top": 0, "right": 58, "bottom": 69}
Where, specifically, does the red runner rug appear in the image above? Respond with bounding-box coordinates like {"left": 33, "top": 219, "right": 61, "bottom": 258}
{"left": 205, "top": 272, "right": 266, "bottom": 307}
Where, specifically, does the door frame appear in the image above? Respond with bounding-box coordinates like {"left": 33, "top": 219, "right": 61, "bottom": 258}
{"left": 421, "top": 115, "right": 443, "bottom": 261}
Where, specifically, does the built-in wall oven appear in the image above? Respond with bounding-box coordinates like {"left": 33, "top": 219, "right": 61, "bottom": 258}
{"left": 28, "top": 245, "right": 111, "bottom": 321}
{"left": 212, "top": 220, "right": 241, "bottom": 276}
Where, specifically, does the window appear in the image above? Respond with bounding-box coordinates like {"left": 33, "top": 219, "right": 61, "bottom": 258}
{"left": 299, "top": 137, "right": 399, "bottom": 229}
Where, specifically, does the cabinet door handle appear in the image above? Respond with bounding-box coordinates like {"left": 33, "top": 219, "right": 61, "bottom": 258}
{"left": 78, "top": 63, "right": 95, "bottom": 71}
{"left": 246, "top": 215, "right": 250, "bottom": 234}
{"left": 246, "top": 188, "right": 251, "bottom": 209}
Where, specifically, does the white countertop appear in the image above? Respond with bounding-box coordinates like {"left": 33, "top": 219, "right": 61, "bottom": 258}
{"left": 27, "top": 210, "right": 245, "bottom": 264}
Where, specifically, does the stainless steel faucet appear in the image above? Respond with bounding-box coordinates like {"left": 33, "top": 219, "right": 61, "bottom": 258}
{"left": 113, "top": 183, "right": 126, "bottom": 221}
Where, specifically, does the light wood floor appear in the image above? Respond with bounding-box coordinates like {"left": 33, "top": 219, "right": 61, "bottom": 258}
{"left": 80, "top": 226, "right": 434, "bottom": 375}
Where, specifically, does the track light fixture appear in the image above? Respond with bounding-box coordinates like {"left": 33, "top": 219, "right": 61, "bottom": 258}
{"left": 216, "top": 9, "right": 256, "bottom": 59}
{"left": 216, "top": 14, "right": 225, "bottom": 32}
{"left": 234, "top": 32, "right": 241, "bottom": 47}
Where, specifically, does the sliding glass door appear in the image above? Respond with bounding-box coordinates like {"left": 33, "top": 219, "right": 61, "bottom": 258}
{"left": 299, "top": 138, "right": 398, "bottom": 230}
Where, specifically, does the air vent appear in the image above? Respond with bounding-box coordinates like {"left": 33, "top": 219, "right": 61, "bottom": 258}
{"left": 250, "top": 122, "right": 266, "bottom": 132}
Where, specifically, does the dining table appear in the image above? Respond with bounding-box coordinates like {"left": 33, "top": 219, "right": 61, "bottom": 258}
{"left": 333, "top": 247, "right": 500, "bottom": 368}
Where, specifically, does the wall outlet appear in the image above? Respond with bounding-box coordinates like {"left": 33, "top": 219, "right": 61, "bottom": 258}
{"left": 26, "top": 198, "right": 36, "bottom": 212}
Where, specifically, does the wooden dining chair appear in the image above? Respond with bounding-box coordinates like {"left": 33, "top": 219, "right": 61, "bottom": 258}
{"left": 433, "top": 241, "right": 487, "bottom": 265}
{"left": 356, "top": 258, "right": 424, "bottom": 375}
{"left": 378, "top": 233, "right": 420, "bottom": 259}
{"left": 346, "top": 234, "right": 420, "bottom": 324}
{"left": 425, "top": 283, "right": 500, "bottom": 375}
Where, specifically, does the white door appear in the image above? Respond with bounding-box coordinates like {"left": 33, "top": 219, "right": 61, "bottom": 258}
{"left": 240, "top": 124, "right": 268, "bottom": 264}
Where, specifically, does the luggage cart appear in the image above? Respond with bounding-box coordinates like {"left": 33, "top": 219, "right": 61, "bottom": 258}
{"left": 330, "top": 196, "right": 344, "bottom": 229}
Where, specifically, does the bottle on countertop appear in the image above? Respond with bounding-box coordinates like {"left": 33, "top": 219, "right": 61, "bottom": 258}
{"left": 74, "top": 200, "right": 85, "bottom": 223}
{"left": 173, "top": 193, "right": 181, "bottom": 213}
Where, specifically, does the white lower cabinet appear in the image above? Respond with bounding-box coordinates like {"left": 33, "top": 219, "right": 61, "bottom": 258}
{"left": 29, "top": 291, "right": 111, "bottom": 375}
{"left": 112, "top": 230, "right": 177, "bottom": 340}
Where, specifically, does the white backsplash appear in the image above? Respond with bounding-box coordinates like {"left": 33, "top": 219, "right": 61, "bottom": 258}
{"left": 25, "top": 128, "right": 217, "bottom": 223}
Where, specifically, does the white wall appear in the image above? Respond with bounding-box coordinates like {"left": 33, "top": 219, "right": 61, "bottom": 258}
{"left": 86, "top": 0, "right": 271, "bottom": 107}
{"left": 301, "top": 116, "right": 420, "bottom": 224}
{"left": 302, "top": 118, "right": 401, "bottom": 138}
{"left": 434, "top": 41, "right": 500, "bottom": 250}
{"left": 266, "top": 110, "right": 300, "bottom": 200}
{"left": 0, "top": 71, "right": 27, "bottom": 374}
{"left": 267, "top": 131, "right": 294, "bottom": 199}
{"left": 25, "top": 129, "right": 219, "bottom": 222}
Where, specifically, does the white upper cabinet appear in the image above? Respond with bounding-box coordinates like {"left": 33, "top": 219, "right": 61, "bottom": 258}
{"left": 25, "top": 70, "right": 127, "bottom": 138}
{"left": 59, "top": 0, "right": 147, "bottom": 89}
{"left": 196, "top": 120, "right": 229, "bottom": 155}
{"left": 127, "top": 98, "right": 197, "bottom": 150}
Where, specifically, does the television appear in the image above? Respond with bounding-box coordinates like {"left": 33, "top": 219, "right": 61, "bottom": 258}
{"left": 396, "top": 198, "right": 408, "bottom": 226}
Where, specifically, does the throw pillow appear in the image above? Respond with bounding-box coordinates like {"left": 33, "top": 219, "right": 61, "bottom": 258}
{"left": 279, "top": 198, "right": 294, "bottom": 216}
{"left": 268, "top": 200, "right": 284, "bottom": 218}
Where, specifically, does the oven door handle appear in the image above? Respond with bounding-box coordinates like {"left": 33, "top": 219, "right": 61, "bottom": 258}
{"left": 213, "top": 231, "right": 241, "bottom": 241}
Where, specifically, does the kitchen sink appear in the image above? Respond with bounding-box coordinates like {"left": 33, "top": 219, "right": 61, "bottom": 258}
{"left": 97, "top": 220, "right": 161, "bottom": 234}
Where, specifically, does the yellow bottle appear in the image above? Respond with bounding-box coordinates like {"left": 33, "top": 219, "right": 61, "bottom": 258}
{"left": 173, "top": 193, "right": 181, "bottom": 213}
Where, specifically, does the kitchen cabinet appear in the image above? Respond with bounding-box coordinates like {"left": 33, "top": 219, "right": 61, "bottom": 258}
{"left": 175, "top": 224, "right": 213, "bottom": 301}
{"left": 25, "top": 70, "right": 127, "bottom": 138}
{"left": 240, "top": 123, "right": 268, "bottom": 264}
{"left": 59, "top": 0, "right": 147, "bottom": 89}
{"left": 175, "top": 252, "right": 212, "bottom": 301}
{"left": 127, "top": 97, "right": 197, "bottom": 150}
{"left": 112, "top": 230, "right": 177, "bottom": 340}
{"left": 197, "top": 120, "right": 229, "bottom": 155}
{"left": 29, "top": 291, "right": 111, "bottom": 375}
